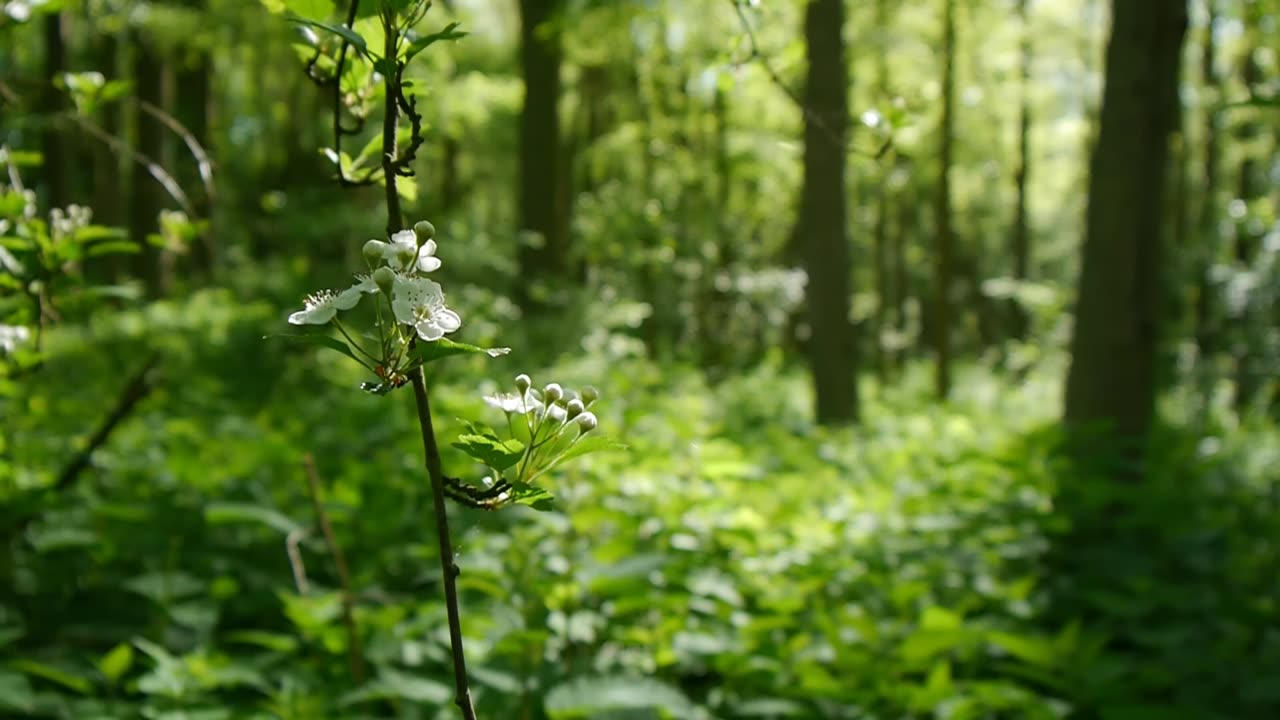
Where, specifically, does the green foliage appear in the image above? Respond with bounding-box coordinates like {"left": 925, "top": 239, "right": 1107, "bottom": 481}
{"left": 2, "top": 279, "right": 1276, "bottom": 717}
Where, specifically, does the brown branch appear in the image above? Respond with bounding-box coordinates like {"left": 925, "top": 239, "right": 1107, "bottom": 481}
{"left": 54, "top": 353, "right": 160, "bottom": 493}
{"left": 286, "top": 527, "right": 311, "bottom": 594}
{"left": 138, "top": 100, "right": 215, "bottom": 206}
{"left": 376, "top": 6, "right": 476, "bottom": 715}
{"left": 302, "top": 454, "right": 366, "bottom": 684}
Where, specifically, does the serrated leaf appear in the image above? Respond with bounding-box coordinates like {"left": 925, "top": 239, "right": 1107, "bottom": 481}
{"left": 98, "top": 643, "right": 134, "bottom": 683}
{"left": 545, "top": 434, "right": 627, "bottom": 472}
{"left": 264, "top": 332, "right": 363, "bottom": 365}
{"left": 415, "top": 337, "right": 511, "bottom": 364}
{"left": 452, "top": 434, "right": 525, "bottom": 471}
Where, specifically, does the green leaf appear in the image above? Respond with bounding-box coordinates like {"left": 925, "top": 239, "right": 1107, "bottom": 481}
{"left": 544, "top": 676, "right": 695, "bottom": 718}
{"left": 98, "top": 643, "right": 134, "bottom": 683}
{"left": 262, "top": 0, "right": 332, "bottom": 17}
{"left": 403, "top": 23, "right": 468, "bottom": 64}
{"left": 415, "top": 337, "right": 511, "bottom": 364}
{"left": 287, "top": 16, "right": 370, "bottom": 57}
{"left": 7, "top": 659, "right": 93, "bottom": 695}
{"left": 85, "top": 240, "right": 141, "bottom": 257}
{"left": 453, "top": 433, "right": 525, "bottom": 472}
{"left": 224, "top": 631, "right": 300, "bottom": 653}
{"left": 264, "top": 332, "right": 363, "bottom": 365}
{"left": 205, "top": 502, "right": 304, "bottom": 535}
{"left": 0, "top": 671, "right": 33, "bottom": 712}
{"left": 543, "top": 434, "right": 628, "bottom": 473}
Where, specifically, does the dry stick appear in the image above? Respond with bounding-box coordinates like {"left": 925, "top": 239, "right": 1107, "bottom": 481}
{"left": 302, "top": 454, "right": 366, "bottom": 684}
{"left": 372, "top": 7, "right": 478, "bottom": 717}
{"left": 285, "top": 528, "right": 311, "bottom": 595}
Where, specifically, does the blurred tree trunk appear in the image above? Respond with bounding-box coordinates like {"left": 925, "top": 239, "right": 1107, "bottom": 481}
{"left": 1193, "top": 0, "right": 1222, "bottom": 387}
{"left": 932, "top": 0, "right": 956, "bottom": 400}
{"left": 869, "top": 0, "right": 891, "bottom": 380}
{"left": 1008, "top": 0, "right": 1032, "bottom": 342}
{"left": 89, "top": 27, "right": 125, "bottom": 282}
{"left": 40, "top": 10, "right": 69, "bottom": 210}
{"left": 1063, "top": 0, "right": 1187, "bottom": 456}
{"left": 1231, "top": 31, "right": 1263, "bottom": 414}
{"left": 176, "top": 0, "right": 214, "bottom": 274}
{"left": 128, "top": 29, "right": 170, "bottom": 296}
{"left": 799, "top": 0, "right": 858, "bottom": 425}
{"left": 516, "top": 0, "right": 565, "bottom": 312}
{"left": 892, "top": 178, "right": 912, "bottom": 372}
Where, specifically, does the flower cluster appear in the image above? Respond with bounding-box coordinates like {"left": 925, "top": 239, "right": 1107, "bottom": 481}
{"left": 288, "top": 220, "right": 460, "bottom": 344}
{"left": 481, "top": 374, "right": 601, "bottom": 486}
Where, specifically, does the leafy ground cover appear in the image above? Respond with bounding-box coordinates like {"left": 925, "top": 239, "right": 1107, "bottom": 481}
{"left": 2, "top": 287, "right": 1278, "bottom": 719}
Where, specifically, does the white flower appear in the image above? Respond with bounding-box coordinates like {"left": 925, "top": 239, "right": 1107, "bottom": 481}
{"left": 361, "top": 231, "right": 440, "bottom": 273}
{"left": 287, "top": 288, "right": 361, "bottom": 325}
{"left": 484, "top": 389, "right": 544, "bottom": 415}
{"left": 391, "top": 277, "right": 460, "bottom": 341}
{"left": 0, "top": 324, "right": 30, "bottom": 354}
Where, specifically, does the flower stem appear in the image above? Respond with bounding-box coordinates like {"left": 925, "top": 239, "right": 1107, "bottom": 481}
{"left": 408, "top": 351, "right": 478, "bottom": 719}
{"left": 377, "top": 7, "right": 477, "bottom": 719}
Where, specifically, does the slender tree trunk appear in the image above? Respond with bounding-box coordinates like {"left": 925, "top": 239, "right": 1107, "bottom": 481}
{"left": 1193, "top": 0, "right": 1221, "bottom": 389}
{"left": 40, "top": 10, "right": 69, "bottom": 210}
{"left": 932, "top": 0, "right": 956, "bottom": 399}
{"left": 892, "top": 183, "right": 912, "bottom": 373}
{"left": 1063, "top": 0, "right": 1188, "bottom": 454}
{"left": 800, "top": 0, "right": 858, "bottom": 425}
{"left": 128, "top": 30, "right": 170, "bottom": 295}
{"left": 516, "top": 0, "right": 565, "bottom": 312}
{"left": 1231, "top": 34, "right": 1263, "bottom": 414}
{"left": 1009, "top": 0, "right": 1032, "bottom": 341}
{"left": 176, "top": 0, "right": 214, "bottom": 273}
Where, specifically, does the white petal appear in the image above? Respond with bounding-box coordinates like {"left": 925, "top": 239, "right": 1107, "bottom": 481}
{"left": 417, "top": 255, "right": 442, "bottom": 273}
{"left": 416, "top": 321, "right": 444, "bottom": 341}
{"left": 334, "top": 287, "right": 362, "bottom": 310}
{"left": 435, "top": 308, "right": 461, "bottom": 332}
{"left": 391, "top": 229, "right": 416, "bottom": 247}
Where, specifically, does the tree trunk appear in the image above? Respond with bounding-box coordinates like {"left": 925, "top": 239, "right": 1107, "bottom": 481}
{"left": 40, "top": 10, "right": 69, "bottom": 210}
{"left": 1231, "top": 35, "right": 1263, "bottom": 414}
{"left": 1063, "top": 0, "right": 1188, "bottom": 451}
{"left": 932, "top": 0, "right": 956, "bottom": 400}
{"left": 516, "top": 0, "right": 565, "bottom": 312}
{"left": 800, "top": 0, "right": 858, "bottom": 425}
{"left": 128, "top": 30, "right": 170, "bottom": 296}
{"left": 176, "top": 0, "right": 214, "bottom": 274}
{"left": 1008, "top": 0, "right": 1032, "bottom": 341}
{"left": 1193, "top": 0, "right": 1221, "bottom": 396}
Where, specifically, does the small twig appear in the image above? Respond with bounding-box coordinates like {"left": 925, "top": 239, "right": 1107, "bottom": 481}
{"left": 285, "top": 528, "right": 311, "bottom": 594}
{"left": 73, "top": 116, "right": 195, "bottom": 216}
{"left": 54, "top": 353, "right": 160, "bottom": 493}
{"left": 138, "top": 100, "right": 215, "bottom": 206}
{"left": 302, "top": 454, "right": 366, "bottom": 684}
{"left": 727, "top": 0, "right": 892, "bottom": 160}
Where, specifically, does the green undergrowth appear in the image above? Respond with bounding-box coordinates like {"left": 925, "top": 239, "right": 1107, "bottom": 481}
{"left": 1, "top": 290, "right": 1277, "bottom": 719}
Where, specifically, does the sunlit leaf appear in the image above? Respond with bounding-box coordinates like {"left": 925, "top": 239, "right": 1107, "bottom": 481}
{"left": 415, "top": 337, "right": 511, "bottom": 364}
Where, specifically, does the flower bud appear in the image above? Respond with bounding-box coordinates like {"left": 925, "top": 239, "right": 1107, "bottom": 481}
{"left": 363, "top": 239, "right": 387, "bottom": 266}
{"left": 544, "top": 383, "right": 563, "bottom": 402}
{"left": 575, "top": 412, "right": 598, "bottom": 433}
{"left": 566, "top": 398, "right": 585, "bottom": 419}
{"left": 514, "top": 374, "right": 532, "bottom": 393}
{"left": 414, "top": 219, "right": 436, "bottom": 242}
{"left": 580, "top": 386, "right": 599, "bottom": 406}
{"left": 372, "top": 266, "right": 397, "bottom": 295}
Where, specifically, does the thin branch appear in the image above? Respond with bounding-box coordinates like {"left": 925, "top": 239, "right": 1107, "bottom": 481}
{"left": 303, "top": 454, "right": 366, "bottom": 684}
{"left": 73, "top": 116, "right": 195, "bottom": 216}
{"left": 727, "top": 0, "right": 893, "bottom": 160}
{"left": 138, "top": 100, "right": 215, "bottom": 206}
{"left": 286, "top": 528, "right": 311, "bottom": 594}
{"left": 54, "top": 353, "right": 160, "bottom": 492}
{"left": 408, "top": 357, "right": 478, "bottom": 720}
{"left": 377, "top": 7, "right": 477, "bottom": 715}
